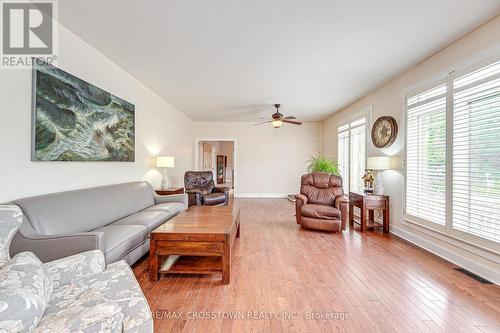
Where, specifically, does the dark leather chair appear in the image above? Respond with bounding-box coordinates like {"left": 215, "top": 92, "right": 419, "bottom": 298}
{"left": 295, "top": 172, "right": 349, "bottom": 232}
{"left": 184, "top": 171, "right": 230, "bottom": 207}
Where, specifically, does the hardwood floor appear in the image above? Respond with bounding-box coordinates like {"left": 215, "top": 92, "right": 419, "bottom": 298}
{"left": 133, "top": 199, "right": 500, "bottom": 332}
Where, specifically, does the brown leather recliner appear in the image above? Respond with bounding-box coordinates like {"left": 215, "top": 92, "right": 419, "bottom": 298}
{"left": 184, "top": 171, "right": 230, "bottom": 207}
{"left": 295, "top": 172, "right": 349, "bottom": 232}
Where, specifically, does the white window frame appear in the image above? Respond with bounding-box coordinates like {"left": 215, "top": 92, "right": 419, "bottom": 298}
{"left": 404, "top": 76, "right": 448, "bottom": 233}
{"left": 403, "top": 51, "right": 500, "bottom": 254}
{"left": 337, "top": 106, "right": 372, "bottom": 194}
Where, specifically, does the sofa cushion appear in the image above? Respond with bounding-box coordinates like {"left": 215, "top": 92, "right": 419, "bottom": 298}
{"left": 0, "top": 205, "right": 23, "bottom": 268}
{"left": 300, "top": 216, "right": 341, "bottom": 232}
{"left": 35, "top": 302, "right": 124, "bottom": 333}
{"left": 0, "top": 252, "right": 52, "bottom": 332}
{"left": 45, "top": 250, "right": 105, "bottom": 290}
{"left": 92, "top": 225, "right": 148, "bottom": 263}
{"left": 41, "top": 260, "right": 152, "bottom": 333}
{"left": 13, "top": 182, "right": 155, "bottom": 235}
{"left": 146, "top": 202, "right": 185, "bottom": 216}
{"left": 113, "top": 210, "right": 174, "bottom": 232}
{"left": 301, "top": 204, "right": 340, "bottom": 220}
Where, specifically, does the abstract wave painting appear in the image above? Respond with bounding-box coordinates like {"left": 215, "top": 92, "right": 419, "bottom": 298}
{"left": 32, "top": 63, "right": 135, "bottom": 161}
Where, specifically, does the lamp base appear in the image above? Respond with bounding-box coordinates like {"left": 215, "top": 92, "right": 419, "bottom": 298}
{"left": 374, "top": 172, "right": 384, "bottom": 195}
{"left": 161, "top": 169, "right": 169, "bottom": 190}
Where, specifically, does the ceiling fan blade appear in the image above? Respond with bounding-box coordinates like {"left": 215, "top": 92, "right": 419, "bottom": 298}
{"left": 284, "top": 116, "right": 296, "bottom": 120}
{"left": 254, "top": 120, "right": 272, "bottom": 126}
{"left": 283, "top": 119, "right": 302, "bottom": 125}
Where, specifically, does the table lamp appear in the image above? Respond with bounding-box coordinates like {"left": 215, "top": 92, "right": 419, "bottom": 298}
{"left": 367, "top": 156, "right": 391, "bottom": 194}
{"left": 156, "top": 156, "right": 175, "bottom": 190}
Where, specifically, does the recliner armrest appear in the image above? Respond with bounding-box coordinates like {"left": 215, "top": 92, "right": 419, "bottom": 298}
{"left": 213, "top": 186, "right": 230, "bottom": 194}
{"left": 334, "top": 196, "right": 349, "bottom": 231}
{"left": 334, "top": 195, "right": 349, "bottom": 208}
{"left": 295, "top": 194, "right": 308, "bottom": 204}
{"left": 10, "top": 231, "right": 104, "bottom": 263}
{"left": 154, "top": 193, "right": 188, "bottom": 207}
{"left": 185, "top": 189, "right": 203, "bottom": 195}
{"left": 185, "top": 190, "right": 202, "bottom": 206}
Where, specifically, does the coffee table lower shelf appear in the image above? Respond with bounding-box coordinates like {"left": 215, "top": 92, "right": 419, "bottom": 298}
{"left": 159, "top": 255, "right": 222, "bottom": 275}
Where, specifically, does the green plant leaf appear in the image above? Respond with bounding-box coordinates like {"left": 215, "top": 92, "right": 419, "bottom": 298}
{"left": 306, "top": 154, "right": 339, "bottom": 175}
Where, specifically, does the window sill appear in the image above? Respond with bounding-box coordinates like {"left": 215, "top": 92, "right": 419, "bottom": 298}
{"left": 403, "top": 218, "right": 500, "bottom": 263}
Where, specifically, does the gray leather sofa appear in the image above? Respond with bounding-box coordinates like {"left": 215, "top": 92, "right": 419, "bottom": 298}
{"left": 9, "top": 181, "right": 187, "bottom": 264}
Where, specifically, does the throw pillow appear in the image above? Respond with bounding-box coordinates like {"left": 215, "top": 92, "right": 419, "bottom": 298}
{"left": 0, "top": 252, "right": 52, "bottom": 332}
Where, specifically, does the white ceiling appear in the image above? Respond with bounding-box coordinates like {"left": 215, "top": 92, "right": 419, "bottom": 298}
{"left": 58, "top": 1, "right": 500, "bottom": 121}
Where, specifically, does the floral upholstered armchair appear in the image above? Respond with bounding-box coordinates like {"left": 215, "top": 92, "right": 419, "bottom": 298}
{"left": 0, "top": 204, "right": 153, "bottom": 333}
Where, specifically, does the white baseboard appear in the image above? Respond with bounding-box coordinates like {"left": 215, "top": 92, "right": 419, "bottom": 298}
{"left": 235, "top": 193, "right": 289, "bottom": 198}
{"left": 391, "top": 226, "right": 500, "bottom": 285}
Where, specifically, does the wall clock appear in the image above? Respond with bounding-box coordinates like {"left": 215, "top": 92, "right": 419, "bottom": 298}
{"left": 371, "top": 116, "right": 398, "bottom": 148}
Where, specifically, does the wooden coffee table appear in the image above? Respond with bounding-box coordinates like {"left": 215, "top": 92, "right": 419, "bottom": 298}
{"left": 149, "top": 205, "right": 240, "bottom": 284}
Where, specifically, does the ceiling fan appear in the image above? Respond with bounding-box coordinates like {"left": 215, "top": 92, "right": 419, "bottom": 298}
{"left": 254, "top": 104, "right": 302, "bottom": 128}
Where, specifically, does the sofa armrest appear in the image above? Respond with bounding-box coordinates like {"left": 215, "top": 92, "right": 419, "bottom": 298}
{"left": 44, "top": 250, "right": 105, "bottom": 289}
{"left": 335, "top": 196, "right": 349, "bottom": 231}
{"left": 10, "top": 231, "right": 104, "bottom": 263}
{"left": 154, "top": 193, "right": 188, "bottom": 207}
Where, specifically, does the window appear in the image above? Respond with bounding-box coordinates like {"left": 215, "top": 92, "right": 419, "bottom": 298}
{"left": 337, "top": 125, "right": 349, "bottom": 194}
{"left": 452, "top": 60, "right": 500, "bottom": 243}
{"left": 338, "top": 117, "right": 366, "bottom": 194}
{"left": 406, "top": 83, "right": 447, "bottom": 227}
{"left": 405, "top": 53, "right": 500, "bottom": 249}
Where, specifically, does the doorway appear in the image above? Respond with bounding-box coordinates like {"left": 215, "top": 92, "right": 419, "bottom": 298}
{"left": 195, "top": 139, "right": 236, "bottom": 196}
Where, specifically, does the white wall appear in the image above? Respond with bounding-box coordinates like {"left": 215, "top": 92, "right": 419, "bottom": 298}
{"left": 0, "top": 24, "right": 194, "bottom": 203}
{"left": 218, "top": 141, "right": 234, "bottom": 182}
{"left": 323, "top": 16, "right": 500, "bottom": 283}
{"left": 194, "top": 122, "right": 323, "bottom": 197}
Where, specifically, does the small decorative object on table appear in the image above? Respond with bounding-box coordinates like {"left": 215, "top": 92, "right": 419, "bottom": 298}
{"left": 155, "top": 187, "right": 184, "bottom": 195}
{"left": 362, "top": 169, "right": 374, "bottom": 193}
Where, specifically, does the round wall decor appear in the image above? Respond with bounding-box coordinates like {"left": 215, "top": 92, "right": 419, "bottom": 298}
{"left": 371, "top": 116, "right": 398, "bottom": 148}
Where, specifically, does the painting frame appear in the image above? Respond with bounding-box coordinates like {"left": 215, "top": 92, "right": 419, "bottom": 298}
{"left": 31, "top": 59, "right": 136, "bottom": 162}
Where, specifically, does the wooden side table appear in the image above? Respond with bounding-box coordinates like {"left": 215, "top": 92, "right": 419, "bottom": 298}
{"left": 155, "top": 187, "right": 185, "bottom": 195}
{"left": 349, "top": 191, "right": 390, "bottom": 234}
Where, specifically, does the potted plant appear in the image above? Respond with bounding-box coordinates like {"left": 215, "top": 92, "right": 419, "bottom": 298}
{"left": 306, "top": 154, "right": 339, "bottom": 175}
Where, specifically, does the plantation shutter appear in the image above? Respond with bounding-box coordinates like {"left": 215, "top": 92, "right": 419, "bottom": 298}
{"left": 338, "top": 125, "right": 350, "bottom": 194}
{"left": 452, "top": 60, "right": 500, "bottom": 243}
{"left": 349, "top": 118, "right": 366, "bottom": 194}
{"left": 406, "top": 83, "right": 447, "bottom": 226}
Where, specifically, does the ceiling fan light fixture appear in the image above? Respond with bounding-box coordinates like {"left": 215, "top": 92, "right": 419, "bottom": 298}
{"left": 271, "top": 120, "right": 283, "bottom": 128}
{"left": 254, "top": 103, "right": 301, "bottom": 127}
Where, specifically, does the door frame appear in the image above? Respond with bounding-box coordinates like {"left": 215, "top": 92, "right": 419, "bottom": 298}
{"left": 194, "top": 138, "right": 237, "bottom": 196}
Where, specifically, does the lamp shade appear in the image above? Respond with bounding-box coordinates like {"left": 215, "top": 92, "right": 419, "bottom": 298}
{"left": 367, "top": 156, "right": 391, "bottom": 170}
{"left": 156, "top": 156, "right": 175, "bottom": 168}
